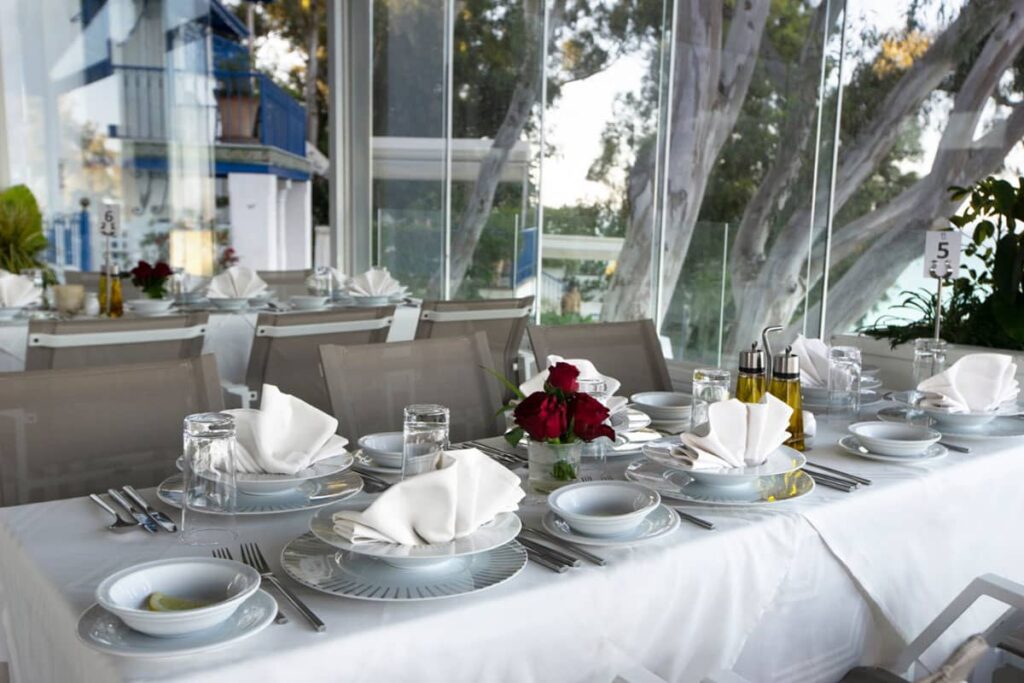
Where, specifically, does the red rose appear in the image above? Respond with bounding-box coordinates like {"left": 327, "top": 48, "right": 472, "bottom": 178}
{"left": 570, "top": 393, "right": 614, "bottom": 442}
{"left": 131, "top": 261, "right": 152, "bottom": 280}
{"left": 545, "top": 362, "right": 579, "bottom": 393}
{"left": 153, "top": 261, "right": 173, "bottom": 279}
{"left": 514, "top": 391, "right": 568, "bottom": 441}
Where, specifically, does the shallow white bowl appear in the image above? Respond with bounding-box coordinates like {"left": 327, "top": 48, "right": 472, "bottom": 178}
{"left": 848, "top": 421, "right": 941, "bottom": 456}
{"left": 95, "top": 558, "right": 261, "bottom": 637}
{"left": 351, "top": 294, "right": 391, "bottom": 307}
{"left": 548, "top": 481, "right": 660, "bottom": 537}
{"left": 630, "top": 392, "right": 692, "bottom": 421}
{"left": 920, "top": 406, "right": 998, "bottom": 429}
{"left": 208, "top": 297, "right": 249, "bottom": 311}
{"left": 290, "top": 295, "right": 329, "bottom": 310}
{"left": 358, "top": 432, "right": 405, "bottom": 468}
{"left": 125, "top": 299, "right": 175, "bottom": 316}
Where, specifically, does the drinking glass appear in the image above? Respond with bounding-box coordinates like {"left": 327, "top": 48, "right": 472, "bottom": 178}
{"left": 690, "top": 368, "right": 731, "bottom": 430}
{"left": 827, "top": 346, "right": 862, "bottom": 418}
{"left": 577, "top": 378, "right": 611, "bottom": 471}
{"left": 169, "top": 267, "right": 187, "bottom": 299}
{"left": 912, "top": 338, "right": 947, "bottom": 392}
{"left": 310, "top": 266, "right": 333, "bottom": 297}
{"left": 577, "top": 377, "right": 609, "bottom": 401}
{"left": 402, "top": 404, "right": 449, "bottom": 480}
{"left": 181, "top": 413, "right": 238, "bottom": 546}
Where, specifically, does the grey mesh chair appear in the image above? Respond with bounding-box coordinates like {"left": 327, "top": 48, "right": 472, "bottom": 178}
{"left": 0, "top": 355, "right": 223, "bottom": 506}
{"left": 319, "top": 332, "right": 503, "bottom": 443}
{"left": 25, "top": 313, "right": 209, "bottom": 370}
{"left": 243, "top": 307, "right": 395, "bottom": 412}
{"left": 415, "top": 296, "right": 534, "bottom": 386}
{"left": 257, "top": 270, "right": 310, "bottom": 299}
{"left": 526, "top": 319, "right": 672, "bottom": 397}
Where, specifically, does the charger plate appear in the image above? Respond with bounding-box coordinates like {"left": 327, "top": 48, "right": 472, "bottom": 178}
{"left": 157, "top": 470, "right": 363, "bottom": 515}
{"left": 280, "top": 533, "right": 527, "bottom": 602}
{"left": 624, "top": 459, "right": 815, "bottom": 507}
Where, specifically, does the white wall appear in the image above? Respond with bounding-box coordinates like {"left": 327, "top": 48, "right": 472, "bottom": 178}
{"left": 227, "top": 172, "right": 278, "bottom": 269}
{"left": 282, "top": 180, "right": 312, "bottom": 269}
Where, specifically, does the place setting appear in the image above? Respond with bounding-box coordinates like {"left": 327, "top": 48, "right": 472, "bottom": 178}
{"left": 159, "top": 385, "right": 364, "bottom": 516}
{"left": 791, "top": 335, "right": 885, "bottom": 413}
{"left": 877, "top": 353, "right": 1024, "bottom": 439}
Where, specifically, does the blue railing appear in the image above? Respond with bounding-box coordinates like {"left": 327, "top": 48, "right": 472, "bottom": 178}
{"left": 110, "top": 65, "right": 306, "bottom": 158}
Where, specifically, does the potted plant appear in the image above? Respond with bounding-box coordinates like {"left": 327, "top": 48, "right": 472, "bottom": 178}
{"left": 129, "top": 260, "right": 173, "bottom": 299}
{"left": 863, "top": 176, "right": 1024, "bottom": 351}
{"left": 0, "top": 184, "right": 48, "bottom": 274}
{"left": 501, "top": 362, "right": 615, "bottom": 493}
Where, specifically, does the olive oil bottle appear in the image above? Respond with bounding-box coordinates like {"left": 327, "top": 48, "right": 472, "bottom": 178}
{"left": 768, "top": 346, "right": 804, "bottom": 451}
{"left": 735, "top": 343, "right": 766, "bottom": 404}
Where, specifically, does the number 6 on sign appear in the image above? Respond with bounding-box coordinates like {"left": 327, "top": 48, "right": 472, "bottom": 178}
{"left": 923, "top": 231, "right": 961, "bottom": 278}
{"left": 99, "top": 205, "right": 121, "bottom": 237}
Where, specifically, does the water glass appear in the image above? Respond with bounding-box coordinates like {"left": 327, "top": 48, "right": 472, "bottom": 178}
{"left": 828, "top": 346, "right": 862, "bottom": 418}
{"left": 181, "top": 413, "right": 238, "bottom": 546}
{"left": 402, "top": 404, "right": 449, "bottom": 480}
{"left": 691, "top": 368, "right": 731, "bottom": 430}
{"left": 310, "top": 266, "right": 333, "bottom": 297}
{"left": 577, "top": 377, "right": 609, "bottom": 401}
{"left": 912, "top": 338, "right": 947, "bottom": 391}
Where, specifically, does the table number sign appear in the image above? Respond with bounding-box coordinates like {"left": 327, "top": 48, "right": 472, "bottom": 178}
{"left": 922, "top": 230, "right": 961, "bottom": 278}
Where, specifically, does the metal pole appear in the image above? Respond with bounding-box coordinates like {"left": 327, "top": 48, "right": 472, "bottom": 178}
{"left": 441, "top": 0, "right": 455, "bottom": 299}
{"left": 717, "top": 223, "right": 728, "bottom": 367}
{"left": 817, "top": 0, "right": 848, "bottom": 339}
{"left": 654, "top": 0, "right": 679, "bottom": 329}
{"left": 803, "top": 0, "right": 832, "bottom": 336}
{"left": 533, "top": 0, "right": 550, "bottom": 324}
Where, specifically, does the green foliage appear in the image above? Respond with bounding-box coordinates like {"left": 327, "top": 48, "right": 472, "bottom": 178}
{"left": 541, "top": 311, "right": 595, "bottom": 325}
{"left": 0, "top": 185, "right": 48, "bottom": 274}
{"left": 863, "top": 177, "right": 1024, "bottom": 351}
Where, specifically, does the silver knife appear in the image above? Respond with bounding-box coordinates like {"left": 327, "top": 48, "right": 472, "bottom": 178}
{"left": 107, "top": 488, "right": 159, "bottom": 533}
{"left": 122, "top": 485, "right": 178, "bottom": 532}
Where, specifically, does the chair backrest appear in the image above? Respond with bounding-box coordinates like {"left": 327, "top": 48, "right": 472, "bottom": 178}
{"left": 257, "top": 270, "right": 310, "bottom": 299}
{"left": 0, "top": 355, "right": 223, "bottom": 506}
{"left": 319, "top": 332, "right": 503, "bottom": 443}
{"left": 245, "top": 307, "right": 394, "bottom": 412}
{"left": 526, "top": 319, "right": 672, "bottom": 397}
{"left": 64, "top": 271, "right": 144, "bottom": 300}
{"left": 416, "top": 296, "right": 534, "bottom": 385}
{"left": 25, "top": 313, "right": 209, "bottom": 371}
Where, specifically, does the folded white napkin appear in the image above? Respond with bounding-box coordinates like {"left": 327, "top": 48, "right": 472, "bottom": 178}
{"left": 346, "top": 267, "right": 403, "bottom": 297}
{"left": 791, "top": 335, "right": 831, "bottom": 388}
{"left": 667, "top": 394, "right": 792, "bottom": 470}
{"left": 222, "top": 385, "right": 346, "bottom": 475}
{"left": 520, "top": 355, "right": 623, "bottom": 398}
{"left": 332, "top": 448, "right": 524, "bottom": 545}
{"left": 0, "top": 273, "right": 41, "bottom": 307}
{"left": 207, "top": 266, "right": 268, "bottom": 299}
{"left": 917, "top": 353, "right": 1019, "bottom": 413}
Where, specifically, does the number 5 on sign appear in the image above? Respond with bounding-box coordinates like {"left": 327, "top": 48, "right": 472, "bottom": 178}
{"left": 99, "top": 205, "right": 121, "bottom": 237}
{"left": 923, "top": 231, "right": 961, "bottom": 278}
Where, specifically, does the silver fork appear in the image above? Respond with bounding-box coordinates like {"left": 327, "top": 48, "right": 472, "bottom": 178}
{"left": 240, "top": 542, "right": 325, "bottom": 632}
{"left": 213, "top": 548, "right": 287, "bottom": 625}
{"left": 88, "top": 494, "right": 138, "bottom": 532}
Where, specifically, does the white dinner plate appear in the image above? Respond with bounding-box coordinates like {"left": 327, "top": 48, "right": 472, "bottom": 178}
{"left": 837, "top": 435, "right": 947, "bottom": 463}
{"left": 281, "top": 533, "right": 527, "bottom": 601}
{"left": 352, "top": 451, "right": 403, "bottom": 475}
{"left": 624, "top": 459, "right": 815, "bottom": 507}
{"left": 76, "top": 590, "right": 276, "bottom": 658}
{"left": 309, "top": 506, "right": 522, "bottom": 560}
{"left": 641, "top": 439, "right": 805, "bottom": 486}
{"left": 157, "top": 470, "right": 363, "bottom": 515}
{"left": 876, "top": 406, "right": 1024, "bottom": 438}
{"left": 540, "top": 504, "right": 679, "bottom": 547}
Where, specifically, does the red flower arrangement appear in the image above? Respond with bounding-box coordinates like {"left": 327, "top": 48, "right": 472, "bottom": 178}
{"left": 129, "top": 260, "right": 173, "bottom": 299}
{"left": 507, "top": 362, "right": 615, "bottom": 445}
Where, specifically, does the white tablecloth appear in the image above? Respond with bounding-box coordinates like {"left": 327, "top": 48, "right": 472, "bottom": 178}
{"left": 0, "top": 306, "right": 421, "bottom": 382}
{"left": 0, "top": 418, "right": 1022, "bottom": 682}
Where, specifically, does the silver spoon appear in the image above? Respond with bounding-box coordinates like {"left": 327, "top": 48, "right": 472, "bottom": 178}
{"left": 88, "top": 494, "right": 140, "bottom": 532}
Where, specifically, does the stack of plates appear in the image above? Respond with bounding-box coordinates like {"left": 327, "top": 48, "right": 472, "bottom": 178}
{"left": 159, "top": 452, "right": 363, "bottom": 515}
{"left": 630, "top": 439, "right": 813, "bottom": 507}
{"left": 279, "top": 503, "right": 527, "bottom": 601}
{"left": 629, "top": 392, "right": 692, "bottom": 432}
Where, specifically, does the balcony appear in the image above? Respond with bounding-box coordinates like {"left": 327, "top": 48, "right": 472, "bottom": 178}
{"left": 110, "top": 65, "right": 309, "bottom": 178}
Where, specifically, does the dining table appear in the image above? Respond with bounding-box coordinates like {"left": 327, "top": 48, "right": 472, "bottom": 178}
{"left": 0, "top": 411, "right": 1022, "bottom": 683}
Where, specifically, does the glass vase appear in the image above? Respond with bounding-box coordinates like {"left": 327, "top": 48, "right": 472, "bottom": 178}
{"left": 527, "top": 440, "right": 582, "bottom": 493}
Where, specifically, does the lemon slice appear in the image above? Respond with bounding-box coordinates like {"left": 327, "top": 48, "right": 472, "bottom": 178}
{"left": 146, "top": 591, "right": 211, "bottom": 612}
